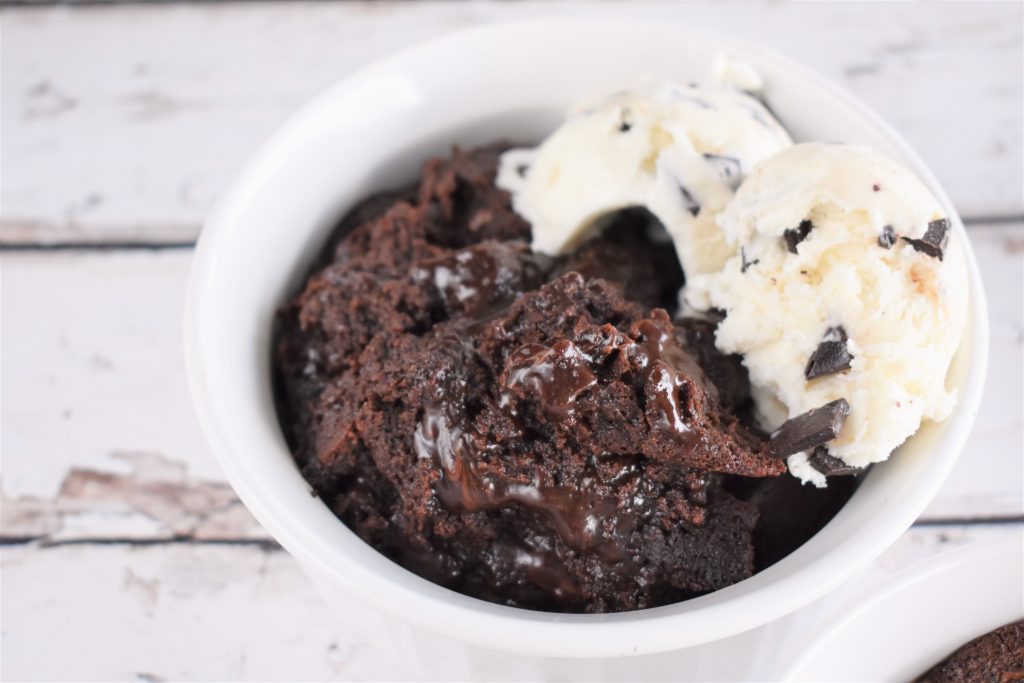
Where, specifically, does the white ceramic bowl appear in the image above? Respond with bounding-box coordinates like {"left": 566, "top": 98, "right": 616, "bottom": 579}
{"left": 779, "top": 533, "right": 1024, "bottom": 681}
{"left": 185, "top": 18, "right": 989, "bottom": 657}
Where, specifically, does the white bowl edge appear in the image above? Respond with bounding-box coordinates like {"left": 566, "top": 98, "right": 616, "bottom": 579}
{"left": 184, "top": 17, "right": 991, "bottom": 657}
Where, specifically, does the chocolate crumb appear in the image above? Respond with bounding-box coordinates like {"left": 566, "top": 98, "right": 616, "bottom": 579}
{"left": 618, "top": 121, "right": 632, "bottom": 133}
{"left": 783, "top": 220, "right": 814, "bottom": 254}
{"left": 872, "top": 183, "right": 881, "bottom": 192}
{"left": 516, "top": 163, "right": 530, "bottom": 178}
{"left": 679, "top": 185, "right": 700, "bottom": 217}
{"left": 878, "top": 225, "right": 897, "bottom": 249}
{"left": 769, "top": 399, "right": 850, "bottom": 458}
{"left": 805, "top": 326, "right": 854, "bottom": 380}
{"left": 740, "top": 247, "right": 759, "bottom": 273}
{"left": 808, "top": 447, "right": 861, "bottom": 476}
{"left": 903, "top": 218, "right": 950, "bottom": 260}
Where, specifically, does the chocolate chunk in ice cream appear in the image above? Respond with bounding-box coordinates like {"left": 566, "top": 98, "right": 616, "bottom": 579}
{"left": 904, "top": 218, "right": 951, "bottom": 260}
{"left": 808, "top": 447, "right": 862, "bottom": 477}
{"left": 741, "top": 247, "right": 759, "bottom": 273}
{"left": 769, "top": 399, "right": 851, "bottom": 458}
{"left": 805, "top": 326, "right": 854, "bottom": 380}
{"left": 878, "top": 224, "right": 897, "bottom": 249}
{"left": 783, "top": 219, "right": 814, "bottom": 254}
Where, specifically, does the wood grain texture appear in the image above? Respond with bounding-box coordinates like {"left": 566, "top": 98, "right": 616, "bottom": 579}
{"left": 2, "top": 1, "right": 1021, "bottom": 244}
{"left": 3, "top": 526, "right": 1019, "bottom": 682}
{"left": 2, "top": 4, "right": 1021, "bottom": 678}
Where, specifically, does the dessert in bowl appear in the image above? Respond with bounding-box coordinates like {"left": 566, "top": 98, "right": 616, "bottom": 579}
{"left": 185, "top": 18, "right": 988, "bottom": 655}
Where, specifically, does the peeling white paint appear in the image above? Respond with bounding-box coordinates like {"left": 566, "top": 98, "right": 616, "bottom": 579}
{"left": 0, "top": 1, "right": 1021, "bottom": 245}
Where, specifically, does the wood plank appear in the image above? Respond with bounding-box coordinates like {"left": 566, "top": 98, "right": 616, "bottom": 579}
{"left": 1, "top": 249, "right": 267, "bottom": 541}
{"left": 3, "top": 524, "right": 1019, "bottom": 681}
{"left": 2, "top": 224, "right": 1020, "bottom": 542}
{"left": 2, "top": 1, "right": 1021, "bottom": 244}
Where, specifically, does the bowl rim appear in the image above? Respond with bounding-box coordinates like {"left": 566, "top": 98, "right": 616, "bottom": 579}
{"left": 184, "top": 16, "right": 990, "bottom": 657}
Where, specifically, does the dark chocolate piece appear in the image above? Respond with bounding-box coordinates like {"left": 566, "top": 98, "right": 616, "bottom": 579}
{"left": 769, "top": 399, "right": 850, "bottom": 458}
{"left": 903, "top": 218, "right": 950, "bottom": 260}
{"left": 808, "top": 447, "right": 861, "bottom": 476}
{"left": 912, "top": 621, "right": 1024, "bottom": 683}
{"left": 872, "top": 183, "right": 881, "bottom": 192}
{"left": 740, "top": 247, "right": 759, "bottom": 273}
{"left": 805, "top": 326, "right": 854, "bottom": 380}
{"left": 679, "top": 185, "right": 700, "bottom": 217}
{"left": 783, "top": 220, "right": 814, "bottom": 254}
{"left": 878, "top": 225, "right": 897, "bottom": 249}
{"left": 516, "top": 163, "right": 530, "bottom": 178}
{"left": 618, "top": 121, "right": 632, "bottom": 133}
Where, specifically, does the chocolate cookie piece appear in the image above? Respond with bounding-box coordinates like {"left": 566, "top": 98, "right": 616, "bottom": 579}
{"left": 914, "top": 621, "right": 1024, "bottom": 683}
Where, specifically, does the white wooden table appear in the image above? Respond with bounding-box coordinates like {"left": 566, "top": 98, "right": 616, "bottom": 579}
{"left": 2, "top": 2, "right": 1022, "bottom": 680}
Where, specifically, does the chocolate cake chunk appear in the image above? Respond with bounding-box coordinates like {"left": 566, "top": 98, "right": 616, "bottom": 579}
{"left": 273, "top": 144, "right": 856, "bottom": 613}
{"left": 914, "top": 621, "right": 1024, "bottom": 683}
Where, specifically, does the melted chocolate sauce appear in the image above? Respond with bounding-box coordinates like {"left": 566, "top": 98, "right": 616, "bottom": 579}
{"left": 414, "top": 391, "right": 644, "bottom": 564}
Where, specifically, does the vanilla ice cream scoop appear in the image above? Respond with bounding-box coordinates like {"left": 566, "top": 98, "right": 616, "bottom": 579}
{"left": 686, "top": 142, "right": 969, "bottom": 486}
{"left": 497, "top": 81, "right": 792, "bottom": 278}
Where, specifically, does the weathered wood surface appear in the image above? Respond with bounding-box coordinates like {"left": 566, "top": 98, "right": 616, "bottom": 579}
{"left": 4, "top": 225, "right": 1019, "bottom": 547}
{"left": 2, "top": 1, "right": 1021, "bottom": 245}
{"left": 4, "top": 526, "right": 1019, "bottom": 682}
{"left": 2, "top": 3, "right": 1022, "bottom": 680}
